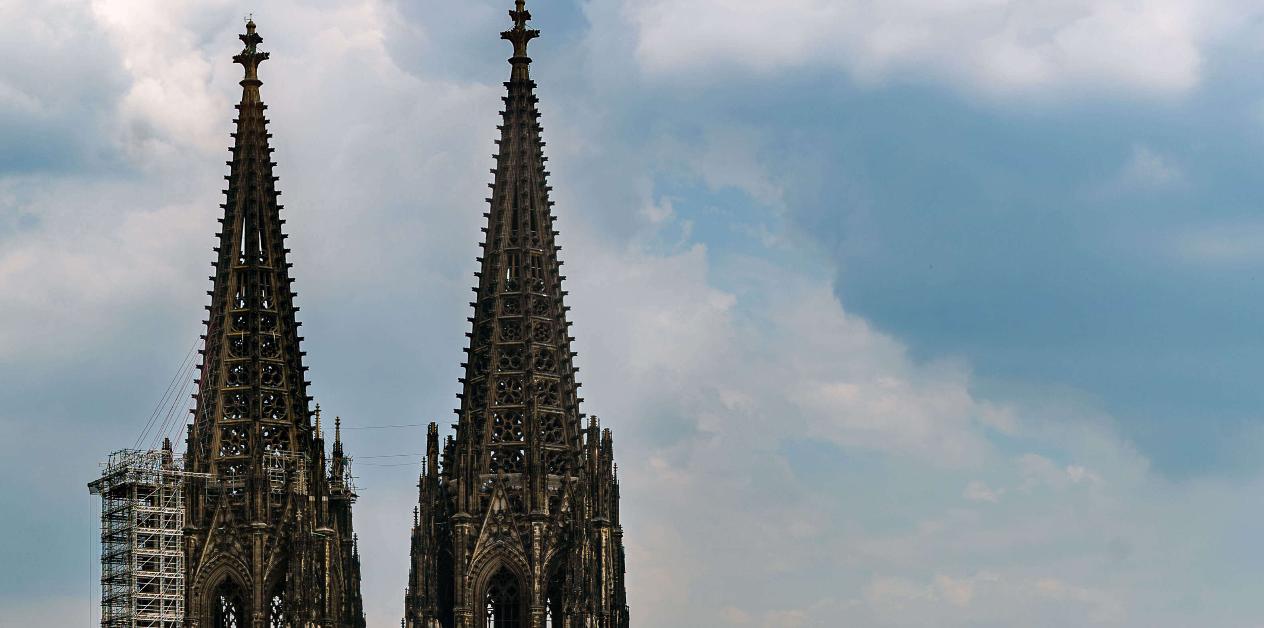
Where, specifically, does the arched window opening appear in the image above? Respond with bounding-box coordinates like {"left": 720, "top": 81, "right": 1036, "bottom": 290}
{"left": 212, "top": 580, "right": 245, "bottom": 628}
{"left": 483, "top": 568, "right": 523, "bottom": 628}
{"left": 269, "top": 587, "right": 287, "bottom": 628}
{"left": 545, "top": 569, "right": 564, "bottom": 628}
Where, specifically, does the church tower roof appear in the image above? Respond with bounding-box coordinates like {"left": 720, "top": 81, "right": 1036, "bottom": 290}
{"left": 187, "top": 18, "right": 316, "bottom": 493}
{"left": 446, "top": 0, "right": 587, "bottom": 515}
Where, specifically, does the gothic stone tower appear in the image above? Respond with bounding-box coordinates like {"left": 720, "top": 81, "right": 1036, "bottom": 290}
{"left": 404, "top": 4, "right": 630, "bottom": 628}
{"left": 182, "top": 21, "right": 366, "bottom": 628}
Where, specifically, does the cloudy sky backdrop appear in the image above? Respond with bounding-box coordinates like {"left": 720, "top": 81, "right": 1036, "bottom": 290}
{"left": 4, "top": 0, "right": 1264, "bottom": 626}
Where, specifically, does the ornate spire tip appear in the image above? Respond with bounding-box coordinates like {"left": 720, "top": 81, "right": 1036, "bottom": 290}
{"left": 501, "top": 0, "right": 540, "bottom": 63}
{"left": 235, "top": 16, "right": 269, "bottom": 80}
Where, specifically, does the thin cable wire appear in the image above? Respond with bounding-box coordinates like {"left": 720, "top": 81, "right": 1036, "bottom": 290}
{"left": 132, "top": 348, "right": 188, "bottom": 449}
{"left": 147, "top": 367, "right": 187, "bottom": 452}
{"left": 166, "top": 374, "right": 198, "bottom": 448}
{"left": 132, "top": 338, "right": 200, "bottom": 450}
{"left": 342, "top": 423, "right": 428, "bottom": 430}
{"left": 171, "top": 367, "right": 198, "bottom": 440}
{"left": 172, "top": 414, "right": 191, "bottom": 456}
{"left": 149, "top": 369, "right": 185, "bottom": 451}
{"left": 149, "top": 362, "right": 198, "bottom": 453}
{"left": 140, "top": 340, "right": 197, "bottom": 449}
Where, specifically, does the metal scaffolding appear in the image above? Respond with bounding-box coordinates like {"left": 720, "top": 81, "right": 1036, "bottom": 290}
{"left": 88, "top": 447, "right": 207, "bottom": 628}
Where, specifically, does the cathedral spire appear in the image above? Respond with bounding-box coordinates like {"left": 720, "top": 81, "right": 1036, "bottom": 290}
{"left": 448, "top": 0, "right": 583, "bottom": 516}
{"left": 405, "top": 4, "right": 629, "bottom": 626}
{"left": 183, "top": 21, "right": 365, "bottom": 627}
{"left": 189, "top": 17, "right": 312, "bottom": 492}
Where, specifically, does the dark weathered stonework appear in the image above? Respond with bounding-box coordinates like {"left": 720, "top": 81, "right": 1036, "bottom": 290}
{"left": 182, "top": 21, "right": 366, "bottom": 628}
{"left": 404, "top": 4, "right": 630, "bottom": 628}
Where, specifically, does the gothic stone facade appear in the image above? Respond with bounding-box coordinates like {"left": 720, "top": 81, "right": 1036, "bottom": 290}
{"left": 403, "top": 5, "right": 630, "bottom": 628}
{"left": 181, "top": 22, "right": 366, "bottom": 628}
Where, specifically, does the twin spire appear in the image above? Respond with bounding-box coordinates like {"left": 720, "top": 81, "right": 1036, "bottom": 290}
{"left": 193, "top": 6, "right": 629, "bottom": 626}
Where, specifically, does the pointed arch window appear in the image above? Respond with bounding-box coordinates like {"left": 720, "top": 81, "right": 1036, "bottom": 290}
{"left": 545, "top": 568, "right": 564, "bottom": 628}
{"left": 269, "top": 588, "right": 287, "bottom": 628}
{"left": 483, "top": 568, "right": 523, "bottom": 628}
{"left": 212, "top": 580, "right": 245, "bottom": 628}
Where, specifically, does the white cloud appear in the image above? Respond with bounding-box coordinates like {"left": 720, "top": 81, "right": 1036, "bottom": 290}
{"left": 1171, "top": 222, "right": 1264, "bottom": 266}
{"left": 0, "top": 0, "right": 119, "bottom": 109}
{"left": 569, "top": 193, "right": 1264, "bottom": 626}
{"left": 857, "top": 572, "right": 1123, "bottom": 625}
{"left": 660, "top": 127, "right": 785, "bottom": 207}
{"left": 1119, "top": 145, "right": 1185, "bottom": 189}
{"left": 89, "top": 0, "right": 234, "bottom": 158}
{"left": 963, "top": 480, "right": 1002, "bottom": 503}
{"left": 0, "top": 178, "right": 210, "bottom": 358}
{"left": 1065, "top": 464, "right": 1102, "bottom": 486}
{"left": 619, "top": 0, "right": 1228, "bottom": 97}
{"left": 640, "top": 195, "right": 675, "bottom": 224}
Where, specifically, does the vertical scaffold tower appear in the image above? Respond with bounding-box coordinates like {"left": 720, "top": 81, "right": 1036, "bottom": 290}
{"left": 88, "top": 440, "right": 207, "bottom": 628}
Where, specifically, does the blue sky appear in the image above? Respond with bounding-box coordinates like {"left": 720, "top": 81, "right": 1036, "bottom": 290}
{"left": 4, "top": 0, "right": 1264, "bottom": 626}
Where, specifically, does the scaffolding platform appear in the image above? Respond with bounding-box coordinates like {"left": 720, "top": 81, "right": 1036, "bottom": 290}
{"left": 88, "top": 445, "right": 209, "bottom": 628}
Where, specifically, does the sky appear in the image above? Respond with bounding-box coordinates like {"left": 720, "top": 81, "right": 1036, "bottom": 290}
{"left": 3, "top": 0, "right": 1264, "bottom": 626}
